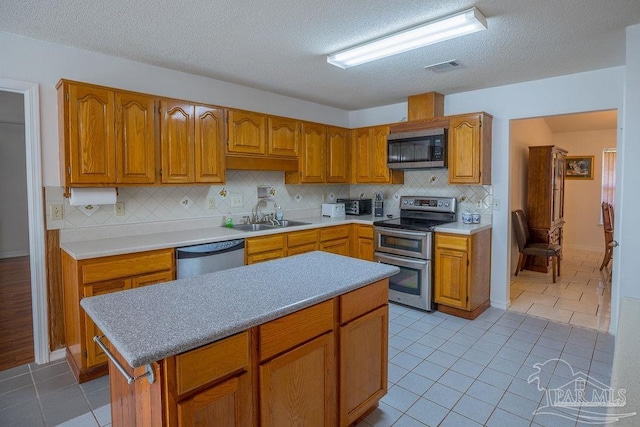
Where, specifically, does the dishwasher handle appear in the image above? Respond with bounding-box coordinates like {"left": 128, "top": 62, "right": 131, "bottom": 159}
{"left": 176, "top": 239, "right": 245, "bottom": 259}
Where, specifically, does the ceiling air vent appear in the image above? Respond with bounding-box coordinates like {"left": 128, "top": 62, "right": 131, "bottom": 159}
{"left": 424, "top": 60, "right": 461, "bottom": 73}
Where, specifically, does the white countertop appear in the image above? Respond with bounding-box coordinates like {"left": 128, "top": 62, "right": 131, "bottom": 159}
{"left": 61, "top": 214, "right": 491, "bottom": 260}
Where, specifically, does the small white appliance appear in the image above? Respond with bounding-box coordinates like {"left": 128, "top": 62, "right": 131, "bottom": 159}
{"left": 322, "top": 202, "right": 346, "bottom": 217}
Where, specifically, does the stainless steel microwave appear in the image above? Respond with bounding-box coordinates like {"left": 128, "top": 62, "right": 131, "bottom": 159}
{"left": 387, "top": 128, "right": 447, "bottom": 169}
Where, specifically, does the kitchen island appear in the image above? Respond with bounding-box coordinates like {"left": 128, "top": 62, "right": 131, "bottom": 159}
{"left": 81, "top": 251, "right": 399, "bottom": 426}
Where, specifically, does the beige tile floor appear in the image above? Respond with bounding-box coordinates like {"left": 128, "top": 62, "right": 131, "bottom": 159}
{"left": 509, "top": 248, "right": 611, "bottom": 332}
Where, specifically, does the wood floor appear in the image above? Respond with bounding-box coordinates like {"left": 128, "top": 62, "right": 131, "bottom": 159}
{"left": 0, "top": 256, "right": 34, "bottom": 371}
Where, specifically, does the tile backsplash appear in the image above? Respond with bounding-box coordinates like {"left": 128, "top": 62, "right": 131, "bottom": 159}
{"left": 46, "top": 169, "right": 491, "bottom": 230}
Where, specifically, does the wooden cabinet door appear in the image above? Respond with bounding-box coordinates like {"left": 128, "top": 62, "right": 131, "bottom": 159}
{"left": 352, "top": 128, "right": 372, "bottom": 183}
{"left": 67, "top": 84, "right": 116, "bottom": 184}
{"left": 320, "top": 238, "right": 350, "bottom": 256}
{"left": 195, "top": 105, "right": 225, "bottom": 183}
{"left": 115, "top": 92, "right": 156, "bottom": 184}
{"left": 227, "top": 110, "right": 266, "bottom": 155}
{"left": 340, "top": 306, "right": 387, "bottom": 426}
{"left": 83, "top": 279, "right": 132, "bottom": 368}
{"left": 161, "top": 100, "right": 195, "bottom": 183}
{"left": 260, "top": 332, "right": 336, "bottom": 427}
{"left": 326, "top": 126, "right": 349, "bottom": 183}
{"left": 353, "top": 225, "right": 374, "bottom": 261}
{"left": 448, "top": 114, "right": 481, "bottom": 184}
{"left": 434, "top": 234, "right": 469, "bottom": 309}
{"left": 299, "top": 122, "right": 326, "bottom": 183}
{"left": 371, "top": 126, "right": 391, "bottom": 183}
{"left": 132, "top": 270, "right": 174, "bottom": 288}
{"left": 268, "top": 116, "right": 299, "bottom": 157}
{"left": 177, "top": 375, "right": 247, "bottom": 427}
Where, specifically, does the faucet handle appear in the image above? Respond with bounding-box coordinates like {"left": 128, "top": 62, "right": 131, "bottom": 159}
{"left": 242, "top": 215, "right": 251, "bottom": 224}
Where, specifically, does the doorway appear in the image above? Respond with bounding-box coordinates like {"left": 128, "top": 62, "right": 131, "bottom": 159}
{"left": 0, "top": 78, "right": 48, "bottom": 368}
{"left": 508, "top": 110, "right": 617, "bottom": 332}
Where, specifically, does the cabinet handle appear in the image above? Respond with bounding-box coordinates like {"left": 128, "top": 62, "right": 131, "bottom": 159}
{"left": 93, "top": 336, "right": 155, "bottom": 385}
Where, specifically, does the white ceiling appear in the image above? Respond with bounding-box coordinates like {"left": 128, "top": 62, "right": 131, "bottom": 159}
{"left": 0, "top": 1, "right": 639, "bottom": 111}
{"left": 544, "top": 110, "right": 618, "bottom": 133}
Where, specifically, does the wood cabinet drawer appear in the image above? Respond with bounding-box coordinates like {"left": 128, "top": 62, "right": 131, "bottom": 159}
{"left": 355, "top": 224, "right": 374, "bottom": 239}
{"left": 287, "top": 229, "right": 318, "bottom": 248}
{"left": 259, "top": 300, "right": 334, "bottom": 362}
{"left": 435, "top": 234, "right": 469, "bottom": 251}
{"left": 340, "top": 279, "right": 388, "bottom": 324}
{"left": 246, "top": 235, "right": 286, "bottom": 255}
{"left": 173, "top": 332, "right": 249, "bottom": 396}
{"left": 81, "top": 249, "right": 174, "bottom": 283}
{"left": 320, "top": 225, "right": 350, "bottom": 242}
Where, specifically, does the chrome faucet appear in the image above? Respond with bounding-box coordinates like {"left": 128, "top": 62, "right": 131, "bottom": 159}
{"left": 251, "top": 198, "right": 280, "bottom": 225}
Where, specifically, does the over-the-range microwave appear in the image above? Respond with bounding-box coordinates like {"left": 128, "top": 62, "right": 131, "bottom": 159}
{"left": 387, "top": 128, "right": 447, "bottom": 169}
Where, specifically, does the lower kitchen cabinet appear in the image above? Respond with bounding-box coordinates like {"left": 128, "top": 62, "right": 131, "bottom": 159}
{"left": 286, "top": 228, "right": 318, "bottom": 256}
{"left": 352, "top": 224, "right": 374, "bottom": 261}
{"left": 319, "top": 225, "right": 351, "bottom": 256}
{"left": 434, "top": 229, "right": 491, "bottom": 319}
{"left": 62, "top": 248, "right": 175, "bottom": 382}
{"left": 245, "top": 234, "right": 286, "bottom": 264}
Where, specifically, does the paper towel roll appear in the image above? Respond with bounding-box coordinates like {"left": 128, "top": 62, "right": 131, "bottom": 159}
{"left": 69, "top": 188, "right": 117, "bottom": 206}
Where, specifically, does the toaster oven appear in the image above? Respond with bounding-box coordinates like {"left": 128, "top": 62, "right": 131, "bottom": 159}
{"left": 336, "top": 198, "right": 372, "bottom": 216}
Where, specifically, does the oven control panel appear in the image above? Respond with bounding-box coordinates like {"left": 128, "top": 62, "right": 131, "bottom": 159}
{"left": 400, "top": 196, "right": 457, "bottom": 214}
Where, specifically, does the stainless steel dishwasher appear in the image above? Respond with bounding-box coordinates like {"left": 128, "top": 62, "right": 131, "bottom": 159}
{"left": 176, "top": 239, "right": 245, "bottom": 279}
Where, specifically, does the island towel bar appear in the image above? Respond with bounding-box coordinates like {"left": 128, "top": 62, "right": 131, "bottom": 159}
{"left": 93, "top": 336, "right": 155, "bottom": 385}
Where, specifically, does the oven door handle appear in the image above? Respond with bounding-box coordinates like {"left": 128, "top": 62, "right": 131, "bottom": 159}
{"left": 374, "top": 227, "right": 428, "bottom": 239}
{"left": 375, "top": 252, "right": 429, "bottom": 269}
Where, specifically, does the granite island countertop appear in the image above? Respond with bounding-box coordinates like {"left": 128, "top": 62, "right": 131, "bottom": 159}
{"left": 80, "top": 251, "right": 399, "bottom": 368}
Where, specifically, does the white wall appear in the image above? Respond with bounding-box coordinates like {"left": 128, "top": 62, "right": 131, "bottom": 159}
{"left": 0, "top": 31, "right": 350, "bottom": 186}
{"left": 0, "top": 91, "right": 28, "bottom": 258}
{"left": 613, "top": 23, "right": 640, "bottom": 333}
{"left": 349, "top": 66, "right": 625, "bottom": 312}
{"left": 554, "top": 129, "right": 617, "bottom": 251}
{"left": 509, "top": 118, "right": 553, "bottom": 273}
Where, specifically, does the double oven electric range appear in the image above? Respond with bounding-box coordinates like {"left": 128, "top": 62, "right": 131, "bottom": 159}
{"left": 373, "top": 196, "right": 457, "bottom": 311}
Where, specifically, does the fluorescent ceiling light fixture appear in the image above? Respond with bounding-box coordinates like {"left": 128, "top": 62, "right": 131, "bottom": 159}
{"left": 327, "top": 7, "right": 487, "bottom": 69}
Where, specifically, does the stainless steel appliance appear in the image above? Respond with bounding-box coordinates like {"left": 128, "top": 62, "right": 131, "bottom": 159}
{"left": 387, "top": 128, "right": 447, "bottom": 169}
{"left": 373, "top": 196, "right": 456, "bottom": 311}
{"left": 176, "top": 239, "right": 245, "bottom": 279}
{"left": 337, "top": 198, "right": 372, "bottom": 215}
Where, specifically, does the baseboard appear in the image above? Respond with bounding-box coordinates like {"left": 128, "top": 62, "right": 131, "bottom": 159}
{"left": 49, "top": 348, "right": 66, "bottom": 362}
{"left": 0, "top": 250, "right": 30, "bottom": 259}
{"left": 491, "top": 299, "right": 508, "bottom": 310}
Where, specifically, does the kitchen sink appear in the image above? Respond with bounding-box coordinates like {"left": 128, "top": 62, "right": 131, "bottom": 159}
{"left": 273, "top": 220, "right": 311, "bottom": 228}
{"left": 229, "top": 220, "right": 311, "bottom": 232}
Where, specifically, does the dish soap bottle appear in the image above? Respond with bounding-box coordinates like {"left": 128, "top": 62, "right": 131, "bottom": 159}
{"left": 225, "top": 212, "right": 234, "bottom": 228}
{"left": 276, "top": 205, "right": 283, "bottom": 221}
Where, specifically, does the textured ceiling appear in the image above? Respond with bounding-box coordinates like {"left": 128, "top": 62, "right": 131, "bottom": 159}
{"left": 0, "top": 0, "right": 639, "bottom": 110}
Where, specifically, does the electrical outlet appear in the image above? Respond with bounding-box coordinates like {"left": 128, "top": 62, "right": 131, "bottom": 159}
{"left": 475, "top": 199, "right": 482, "bottom": 209}
{"left": 207, "top": 197, "right": 215, "bottom": 210}
{"left": 114, "top": 202, "right": 125, "bottom": 216}
{"left": 321, "top": 193, "right": 326, "bottom": 202}
{"left": 231, "top": 195, "right": 243, "bottom": 208}
{"left": 50, "top": 204, "right": 63, "bottom": 220}
{"left": 493, "top": 199, "right": 501, "bottom": 211}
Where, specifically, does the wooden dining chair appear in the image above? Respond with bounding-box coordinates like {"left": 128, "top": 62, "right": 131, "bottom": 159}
{"left": 512, "top": 209, "right": 562, "bottom": 283}
{"left": 600, "top": 202, "right": 614, "bottom": 270}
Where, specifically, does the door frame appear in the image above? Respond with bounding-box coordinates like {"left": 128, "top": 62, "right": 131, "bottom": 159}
{"left": 0, "top": 78, "right": 49, "bottom": 364}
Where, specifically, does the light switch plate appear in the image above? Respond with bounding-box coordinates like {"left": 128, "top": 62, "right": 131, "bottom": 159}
{"left": 493, "top": 199, "right": 501, "bottom": 211}
{"left": 207, "top": 197, "right": 215, "bottom": 210}
{"left": 50, "top": 204, "right": 63, "bottom": 220}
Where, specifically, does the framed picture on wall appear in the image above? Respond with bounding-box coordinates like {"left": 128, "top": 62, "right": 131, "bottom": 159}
{"left": 565, "top": 156, "right": 594, "bottom": 179}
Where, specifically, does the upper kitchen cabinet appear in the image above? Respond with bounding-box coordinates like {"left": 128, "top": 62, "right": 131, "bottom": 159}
{"left": 115, "top": 92, "right": 156, "bottom": 184}
{"left": 447, "top": 113, "right": 492, "bottom": 185}
{"left": 194, "top": 105, "right": 226, "bottom": 183}
{"left": 326, "top": 126, "right": 350, "bottom": 183}
{"left": 160, "top": 100, "right": 226, "bottom": 184}
{"left": 226, "top": 110, "right": 298, "bottom": 171}
{"left": 160, "top": 100, "right": 195, "bottom": 183}
{"left": 58, "top": 80, "right": 117, "bottom": 186}
{"left": 351, "top": 125, "right": 404, "bottom": 184}
{"left": 267, "top": 116, "right": 299, "bottom": 157}
{"left": 227, "top": 109, "right": 266, "bottom": 155}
